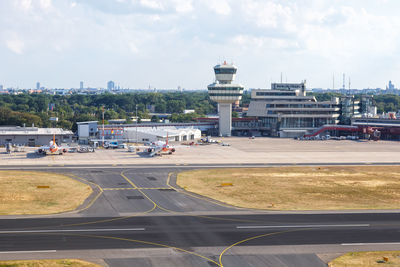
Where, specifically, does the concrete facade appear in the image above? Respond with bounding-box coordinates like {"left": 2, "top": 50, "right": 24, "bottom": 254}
{"left": 0, "top": 127, "right": 73, "bottom": 146}
{"left": 247, "top": 82, "right": 341, "bottom": 137}
{"left": 208, "top": 63, "right": 244, "bottom": 137}
{"left": 77, "top": 121, "right": 98, "bottom": 144}
{"left": 123, "top": 127, "right": 201, "bottom": 143}
{"left": 76, "top": 121, "right": 215, "bottom": 142}
{"left": 218, "top": 103, "right": 232, "bottom": 137}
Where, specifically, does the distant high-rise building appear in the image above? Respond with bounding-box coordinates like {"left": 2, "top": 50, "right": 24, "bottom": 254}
{"left": 36, "top": 82, "right": 40, "bottom": 90}
{"left": 387, "top": 80, "right": 395, "bottom": 90}
{"left": 0, "top": 85, "right": 3, "bottom": 90}
{"left": 80, "top": 81, "right": 84, "bottom": 90}
{"left": 107, "top": 81, "right": 115, "bottom": 91}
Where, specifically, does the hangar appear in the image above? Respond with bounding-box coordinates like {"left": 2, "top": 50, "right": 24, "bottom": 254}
{"left": 77, "top": 121, "right": 209, "bottom": 144}
{"left": 0, "top": 126, "right": 73, "bottom": 146}
{"left": 123, "top": 127, "right": 201, "bottom": 143}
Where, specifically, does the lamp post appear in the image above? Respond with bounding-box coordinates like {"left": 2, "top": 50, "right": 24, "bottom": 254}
{"left": 135, "top": 104, "right": 138, "bottom": 145}
{"left": 102, "top": 106, "right": 105, "bottom": 147}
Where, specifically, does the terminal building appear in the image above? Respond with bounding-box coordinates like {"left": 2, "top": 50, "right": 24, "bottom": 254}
{"left": 247, "top": 82, "right": 341, "bottom": 137}
{"left": 245, "top": 82, "right": 376, "bottom": 137}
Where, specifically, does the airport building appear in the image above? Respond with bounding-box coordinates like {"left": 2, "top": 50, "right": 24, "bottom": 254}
{"left": 247, "top": 82, "right": 341, "bottom": 137}
{"left": 0, "top": 126, "right": 73, "bottom": 146}
{"left": 77, "top": 121, "right": 205, "bottom": 144}
{"left": 208, "top": 62, "right": 244, "bottom": 137}
{"left": 77, "top": 121, "right": 98, "bottom": 144}
{"left": 123, "top": 127, "right": 201, "bottom": 143}
{"left": 246, "top": 83, "right": 376, "bottom": 138}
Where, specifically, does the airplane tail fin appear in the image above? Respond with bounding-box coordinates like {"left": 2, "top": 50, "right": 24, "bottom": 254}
{"left": 53, "top": 134, "right": 56, "bottom": 145}
{"left": 166, "top": 132, "right": 168, "bottom": 146}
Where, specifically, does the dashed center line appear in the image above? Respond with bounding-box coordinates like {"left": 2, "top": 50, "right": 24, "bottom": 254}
{"left": 103, "top": 187, "right": 171, "bottom": 190}
{"left": 236, "top": 224, "right": 370, "bottom": 229}
{"left": 103, "top": 188, "right": 135, "bottom": 191}
{"left": 0, "top": 228, "right": 145, "bottom": 234}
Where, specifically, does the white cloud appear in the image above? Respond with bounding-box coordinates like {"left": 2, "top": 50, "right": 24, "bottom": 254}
{"left": 139, "top": 0, "right": 164, "bottom": 10}
{"left": 201, "top": 0, "right": 231, "bottom": 16}
{"left": 128, "top": 42, "right": 139, "bottom": 53}
{"left": 17, "top": 0, "right": 32, "bottom": 11}
{"left": 2, "top": 0, "right": 400, "bottom": 89}
{"left": 172, "top": 0, "right": 193, "bottom": 13}
{"left": 241, "top": 0, "right": 293, "bottom": 29}
{"left": 39, "top": 0, "right": 52, "bottom": 10}
{"left": 6, "top": 36, "right": 25, "bottom": 55}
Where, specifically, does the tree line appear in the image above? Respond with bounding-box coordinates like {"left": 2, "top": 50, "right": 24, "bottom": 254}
{"left": 0, "top": 91, "right": 399, "bottom": 131}
{"left": 0, "top": 91, "right": 216, "bottom": 131}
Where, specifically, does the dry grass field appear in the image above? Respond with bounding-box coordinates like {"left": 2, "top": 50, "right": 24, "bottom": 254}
{"left": 0, "top": 259, "right": 102, "bottom": 267}
{"left": 177, "top": 166, "right": 400, "bottom": 210}
{"left": 329, "top": 251, "right": 400, "bottom": 266}
{"left": 0, "top": 171, "right": 92, "bottom": 215}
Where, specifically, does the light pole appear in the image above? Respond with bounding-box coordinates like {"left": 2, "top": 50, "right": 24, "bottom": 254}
{"left": 102, "top": 106, "right": 105, "bottom": 147}
{"left": 135, "top": 104, "right": 138, "bottom": 145}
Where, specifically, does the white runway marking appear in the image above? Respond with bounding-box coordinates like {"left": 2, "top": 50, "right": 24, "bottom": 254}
{"left": 236, "top": 224, "right": 370, "bottom": 229}
{"left": 0, "top": 250, "right": 57, "bottom": 254}
{"left": 0, "top": 228, "right": 145, "bottom": 234}
{"left": 342, "top": 242, "right": 400, "bottom": 246}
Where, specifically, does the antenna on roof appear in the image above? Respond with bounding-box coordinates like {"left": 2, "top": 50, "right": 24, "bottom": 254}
{"left": 348, "top": 77, "right": 351, "bottom": 95}
{"left": 342, "top": 73, "right": 345, "bottom": 90}
{"left": 280, "top": 72, "right": 283, "bottom": 83}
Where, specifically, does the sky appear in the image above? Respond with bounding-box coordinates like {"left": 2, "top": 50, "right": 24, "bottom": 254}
{"left": 1, "top": 0, "right": 400, "bottom": 90}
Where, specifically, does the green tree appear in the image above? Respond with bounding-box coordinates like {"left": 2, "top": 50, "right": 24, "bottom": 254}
{"left": 151, "top": 115, "right": 160, "bottom": 122}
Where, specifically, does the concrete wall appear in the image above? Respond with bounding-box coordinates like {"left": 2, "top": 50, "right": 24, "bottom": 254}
{"left": 0, "top": 135, "right": 72, "bottom": 146}
{"left": 279, "top": 131, "right": 308, "bottom": 138}
{"left": 78, "top": 123, "right": 98, "bottom": 138}
{"left": 218, "top": 103, "right": 232, "bottom": 137}
{"left": 123, "top": 128, "right": 202, "bottom": 143}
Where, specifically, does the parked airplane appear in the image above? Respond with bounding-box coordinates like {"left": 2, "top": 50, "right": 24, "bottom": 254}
{"left": 147, "top": 134, "right": 175, "bottom": 157}
{"left": 36, "top": 135, "right": 68, "bottom": 155}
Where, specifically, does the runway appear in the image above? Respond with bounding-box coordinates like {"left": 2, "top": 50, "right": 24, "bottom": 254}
{"left": 2, "top": 213, "right": 400, "bottom": 249}
{"left": 1, "top": 165, "right": 400, "bottom": 266}
{"left": 1, "top": 161, "right": 400, "bottom": 170}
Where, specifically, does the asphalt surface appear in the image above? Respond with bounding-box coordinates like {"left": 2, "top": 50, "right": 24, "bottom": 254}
{"left": 1, "top": 161, "right": 400, "bottom": 170}
{"left": 1, "top": 165, "right": 400, "bottom": 267}
{"left": 2, "top": 213, "right": 400, "bottom": 249}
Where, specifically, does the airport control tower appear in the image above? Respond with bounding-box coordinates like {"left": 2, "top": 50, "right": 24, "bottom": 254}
{"left": 208, "top": 62, "right": 244, "bottom": 136}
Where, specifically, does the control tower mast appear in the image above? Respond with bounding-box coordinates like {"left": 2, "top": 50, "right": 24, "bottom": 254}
{"left": 207, "top": 62, "right": 244, "bottom": 136}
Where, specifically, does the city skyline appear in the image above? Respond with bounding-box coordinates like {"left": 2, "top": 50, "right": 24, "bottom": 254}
{"left": 1, "top": 0, "right": 400, "bottom": 89}
{"left": 1, "top": 78, "right": 399, "bottom": 91}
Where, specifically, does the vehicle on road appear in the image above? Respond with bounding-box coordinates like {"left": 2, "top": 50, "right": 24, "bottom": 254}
{"left": 78, "top": 146, "right": 95, "bottom": 153}
{"left": 104, "top": 141, "right": 119, "bottom": 149}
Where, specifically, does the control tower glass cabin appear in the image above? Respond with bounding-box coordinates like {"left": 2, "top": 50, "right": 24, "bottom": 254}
{"left": 208, "top": 62, "right": 244, "bottom": 136}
